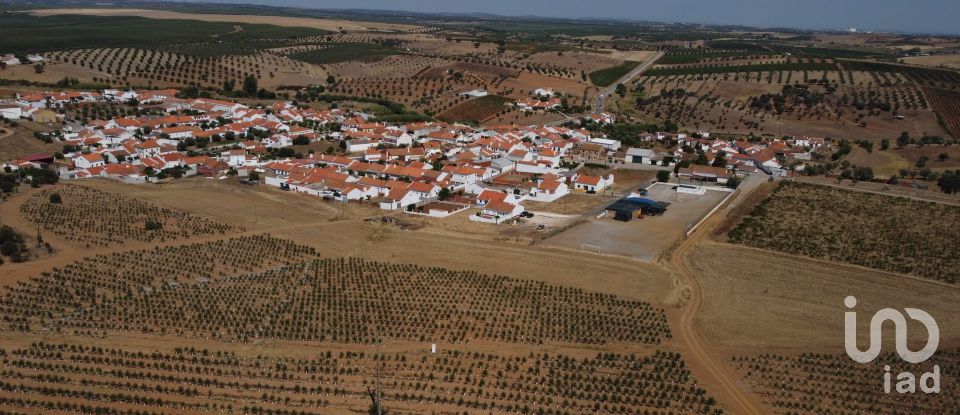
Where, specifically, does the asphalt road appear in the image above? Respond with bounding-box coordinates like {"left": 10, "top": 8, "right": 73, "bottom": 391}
{"left": 595, "top": 51, "right": 664, "bottom": 114}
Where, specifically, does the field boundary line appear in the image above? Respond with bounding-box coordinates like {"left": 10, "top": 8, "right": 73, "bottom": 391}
{"left": 707, "top": 239, "right": 960, "bottom": 290}
{"left": 793, "top": 177, "right": 960, "bottom": 207}
{"left": 686, "top": 187, "right": 739, "bottom": 237}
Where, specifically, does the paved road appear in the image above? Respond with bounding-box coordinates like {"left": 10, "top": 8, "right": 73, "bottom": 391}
{"left": 595, "top": 51, "right": 664, "bottom": 114}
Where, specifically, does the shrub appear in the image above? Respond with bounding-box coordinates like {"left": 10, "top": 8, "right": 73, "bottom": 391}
{"left": 656, "top": 170, "right": 671, "bottom": 183}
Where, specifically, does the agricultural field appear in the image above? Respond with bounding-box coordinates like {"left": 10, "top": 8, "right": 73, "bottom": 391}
{"left": 46, "top": 47, "right": 328, "bottom": 91}
{"left": 3, "top": 240, "right": 669, "bottom": 344}
{"left": 25, "top": 7, "right": 417, "bottom": 32}
{"left": 288, "top": 43, "right": 405, "bottom": 65}
{"left": 922, "top": 87, "right": 960, "bottom": 137}
{"left": 0, "top": 9, "right": 646, "bottom": 120}
{"left": 623, "top": 60, "right": 952, "bottom": 140}
{"left": 0, "top": 13, "right": 327, "bottom": 54}
{"left": 19, "top": 185, "right": 240, "bottom": 247}
{"left": 0, "top": 341, "right": 719, "bottom": 415}
{"left": 589, "top": 61, "right": 640, "bottom": 87}
{"left": 0, "top": 204, "right": 719, "bottom": 415}
{"left": 727, "top": 181, "right": 960, "bottom": 281}
{"left": 734, "top": 351, "right": 960, "bottom": 415}
{"left": 437, "top": 95, "right": 511, "bottom": 123}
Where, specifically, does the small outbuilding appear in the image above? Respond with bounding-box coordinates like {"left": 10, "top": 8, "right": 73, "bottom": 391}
{"left": 605, "top": 197, "right": 670, "bottom": 221}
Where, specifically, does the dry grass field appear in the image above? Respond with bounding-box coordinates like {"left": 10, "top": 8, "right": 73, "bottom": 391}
{"left": 727, "top": 181, "right": 960, "bottom": 281}
{"left": 0, "top": 126, "right": 61, "bottom": 162}
{"left": 27, "top": 8, "right": 417, "bottom": 32}
{"left": 689, "top": 241, "right": 960, "bottom": 353}
{"left": 903, "top": 54, "right": 960, "bottom": 70}
{"left": 842, "top": 146, "right": 911, "bottom": 177}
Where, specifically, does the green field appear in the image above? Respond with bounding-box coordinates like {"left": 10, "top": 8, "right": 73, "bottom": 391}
{"left": 589, "top": 61, "right": 640, "bottom": 87}
{"left": 289, "top": 43, "right": 403, "bottom": 64}
{"left": 0, "top": 13, "right": 327, "bottom": 55}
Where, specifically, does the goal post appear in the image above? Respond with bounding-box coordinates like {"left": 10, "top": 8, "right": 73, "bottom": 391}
{"left": 581, "top": 244, "right": 601, "bottom": 254}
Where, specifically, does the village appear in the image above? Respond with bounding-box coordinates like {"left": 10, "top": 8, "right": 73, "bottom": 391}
{"left": 1, "top": 86, "right": 828, "bottom": 227}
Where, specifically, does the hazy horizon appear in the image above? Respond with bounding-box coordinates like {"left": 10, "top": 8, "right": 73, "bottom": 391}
{"left": 173, "top": 0, "right": 960, "bottom": 35}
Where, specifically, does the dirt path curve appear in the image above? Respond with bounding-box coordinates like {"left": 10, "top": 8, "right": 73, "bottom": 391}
{"left": 211, "top": 25, "right": 243, "bottom": 38}
{"left": 668, "top": 188, "right": 768, "bottom": 415}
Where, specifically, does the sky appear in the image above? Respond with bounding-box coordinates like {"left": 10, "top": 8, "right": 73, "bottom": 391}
{"left": 180, "top": 0, "right": 960, "bottom": 35}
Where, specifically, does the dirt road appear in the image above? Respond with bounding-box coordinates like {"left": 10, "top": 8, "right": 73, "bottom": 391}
{"left": 668, "top": 185, "right": 768, "bottom": 415}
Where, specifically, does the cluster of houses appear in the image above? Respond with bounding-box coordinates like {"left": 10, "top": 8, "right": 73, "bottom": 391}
{"left": 514, "top": 87, "right": 563, "bottom": 112}
{"left": 2, "top": 87, "right": 827, "bottom": 224}
{"left": 621, "top": 131, "right": 829, "bottom": 179}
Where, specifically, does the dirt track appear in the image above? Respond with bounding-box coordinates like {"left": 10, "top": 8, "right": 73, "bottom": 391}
{"left": 668, "top": 186, "right": 768, "bottom": 415}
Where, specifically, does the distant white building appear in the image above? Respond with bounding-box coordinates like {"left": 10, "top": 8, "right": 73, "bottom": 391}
{"left": 533, "top": 88, "right": 555, "bottom": 98}
{"left": 459, "top": 89, "right": 489, "bottom": 98}
{"left": 1, "top": 55, "right": 21, "bottom": 66}
{"left": 587, "top": 137, "right": 621, "bottom": 152}
{"left": 0, "top": 105, "right": 23, "bottom": 119}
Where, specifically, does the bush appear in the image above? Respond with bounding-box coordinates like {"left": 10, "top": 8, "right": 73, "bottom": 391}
{"left": 0, "top": 240, "right": 19, "bottom": 256}
{"left": 144, "top": 220, "right": 163, "bottom": 231}
{"left": 656, "top": 170, "right": 671, "bottom": 183}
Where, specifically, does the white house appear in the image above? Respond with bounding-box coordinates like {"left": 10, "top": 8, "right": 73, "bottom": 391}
{"left": 448, "top": 166, "right": 486, "bottom": 186}
{"left": 345, "top": 139, "right": 376, "bottom": 153}
{"left": 573, "top": 174, "right": 615, "bottom": 192}
{"left": 379, "top": 187, "right": 422, "bottom": 211}
{"left": 527, "top": 179, "right": 569, "bottom": 202}
{"left": 0, "top": 105, "right": 23, "bottom": 119}
{"left": 469, "top": 200, "right": 524, "bottom": 224}
{"left": 225, "top": 149, "right": 247, "bottom": 167}
{"left": 74, "top": 153, "right": 106, "bottom": 169}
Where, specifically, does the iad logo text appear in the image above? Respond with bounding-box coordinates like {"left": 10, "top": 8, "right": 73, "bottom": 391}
{"left": 844, "top": 296, "right": 940, "bottom": 394}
